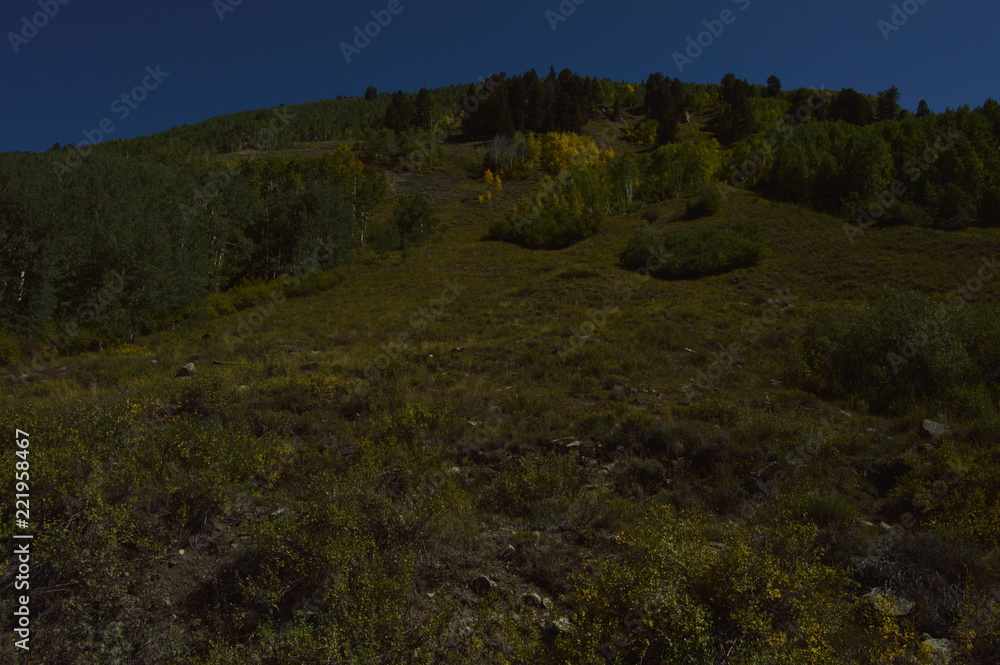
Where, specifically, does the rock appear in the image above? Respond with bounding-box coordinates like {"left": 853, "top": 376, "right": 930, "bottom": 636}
{"left": 920, "top": 634, "right": 956, "bottom": 664}
{"left": 376, "top": 469, "right": 407, "bottom": 496}
{"left": 175, "top": 363, "right": 197, "bottom": 378}
{"left": 542, "top": 597, "right": 553, "bottom": 609}
{"left": 5, "top": 374, "right": 30, "bottom": 387}
{"left": 920, "top": 420, "right": 951, "bottom": 440}
{"left": 864, "top": 587, "right": 914, "bottom": 617}
{"left": 553, "top": 616, "right": 574, "bottom": 634}
{"left": 451, "top": 346, "right": 465, "bottom": 353}
{"left": 522, "top": 592, "right": 544, "bottom": 607}
{"left": 469, "top": 575, "right": 497, "bottom": 596}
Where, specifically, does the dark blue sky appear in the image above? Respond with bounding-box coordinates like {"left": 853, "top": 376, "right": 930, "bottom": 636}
{"left": 2, "top": 0, "right": 997, "bottom": 153}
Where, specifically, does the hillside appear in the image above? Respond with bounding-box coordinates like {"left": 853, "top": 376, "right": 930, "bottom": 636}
{"left": 2, "top": 73, "right": 1000, "bottom": 664}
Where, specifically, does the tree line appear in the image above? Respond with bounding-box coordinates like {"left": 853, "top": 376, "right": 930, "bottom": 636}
{"left": 0, "top": 144, "right": 446, "bottom": 349}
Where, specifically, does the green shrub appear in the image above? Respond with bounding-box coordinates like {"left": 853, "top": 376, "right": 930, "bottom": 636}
{"left": 620, "top": 220, "right": 767, "bottom": 278}
{"left": 285, "top": 268, "right": 345, "bottom": 297}
{"left": 882, "top": 200, "right": 934, "bottom": 227}
{"left": 487, "top": 207, "right": 602, "bottom": 249}
{"left": 0, "top": 328, "right": 21, "bottom": 367}
{"left": 791, "top": 289, "right": 1000, "bottom": 414}
{"left": 799, "top": 491, "right": 857, "bottom": 528}
{"left": 640, "top": 203, "right": 662, "bottom": 224}
{"left": 368, "top": 217, "right": 402, "bottom": 255}
{"left": 226, "top": 279, "right": 284, "bottom": 311}
{"left": 391, "top": 193, "right": 440, "bottom": 245}
{"left": 204, "top": 292, "right": 238, "bottom": 317}
{"left": 684, "top": 186, "right": 724, "bottom": 219}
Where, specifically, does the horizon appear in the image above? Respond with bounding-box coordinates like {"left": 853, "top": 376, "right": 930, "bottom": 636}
{"left": 3, "top": 0, "right": 998, "bottom": 153}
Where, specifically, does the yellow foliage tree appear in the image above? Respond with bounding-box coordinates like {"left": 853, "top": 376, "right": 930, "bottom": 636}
{"left": 527, "top": 132, "right": 601, "bottom": 174}
{"left": 478, "top": 168, "right": 503, "bottom": 202}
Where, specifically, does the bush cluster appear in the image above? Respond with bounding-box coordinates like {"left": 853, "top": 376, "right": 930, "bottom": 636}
{"left": 488, "top": 207, "right": 603, "bottom": 249}
{"left": 684, "top": 186, "right": 724, "bottom": 219}
{"left": 791, "top": 288, "right": 1000, "bottom": 414}
{"left": 620, "top": 220, "right": 767, "bottom": 278}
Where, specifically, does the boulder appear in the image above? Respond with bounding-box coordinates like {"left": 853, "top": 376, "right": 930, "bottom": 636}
{"left": 553, "top": 617, "right": 575, "bottom": 634}
{"left": 920, "top": 420, "right": 951, "bottom": 440}
{"left": 521, "top": 592, "right": 544, "bottom": 608}
{"left": 920, "top": 634, "right": 956, "bottom": 664}
{"left": 175, "top": 363, "right": 197, "bottom": 378}
{"left": 469, "top": 575, "right": 497, "bottom": 596}
{"left": 864, "top": 587, "right": 914, "bottom": 617}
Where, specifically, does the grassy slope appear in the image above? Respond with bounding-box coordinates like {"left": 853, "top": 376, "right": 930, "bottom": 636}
{"left": 2, "top": 125, "right": 999, "bottom": 663}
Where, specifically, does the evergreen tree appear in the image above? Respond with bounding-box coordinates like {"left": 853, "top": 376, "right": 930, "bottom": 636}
{"left": 766, "top": 75, "right": 782, "bottom": 98}
{"left": 717, "top": 74, "right": 757, "bottom": 143}
{"left": 916, "top": 99, "right": 932, "bottom": 117}
{"left": 384, "top": 91, "right": 414, "bottom": 132}
{"left": 829, "top": 89, "right": 873, "bottom": 126}
{"left": 415, "top": 88, "right": 432, "bottom": 129}
{"left": 875, "top": 86, "right": 901, "bottom": 122}
{"left": 643, "top": 73, "right": 688, "bottom": 145}
{"left": 462, "top": 68, "right": 600, "bottom": 138}
{"left": 721, "top": 73, "right": 738, "bottom": 104}
{"left": 508, "top": 76, "right": 529, "bottom": 131}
